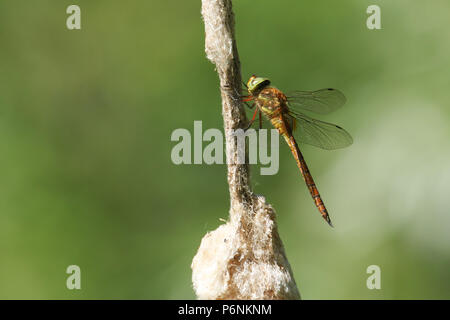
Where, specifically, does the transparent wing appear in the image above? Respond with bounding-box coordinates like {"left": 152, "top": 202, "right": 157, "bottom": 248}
{"left": 288, "top": 110, "right": 353, "bottom": 150}
{"left": 286, "top": 88, "right": 346, "bottom": 114}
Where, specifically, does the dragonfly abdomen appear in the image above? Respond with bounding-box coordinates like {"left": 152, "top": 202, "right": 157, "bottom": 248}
{"left": 285, "top": 133, "right": 334, "bottom": 227}
{"left": 267, "top": 113, "right": 331, "bottom": 224}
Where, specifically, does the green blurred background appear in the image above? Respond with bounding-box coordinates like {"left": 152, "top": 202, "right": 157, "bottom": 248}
{"left": 0, "top": 0, "right": 449, "bottom": 299}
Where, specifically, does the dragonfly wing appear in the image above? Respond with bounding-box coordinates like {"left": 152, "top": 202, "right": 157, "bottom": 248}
{"left": 289, "top": 111, "right": 353, "bottom": 150}
{"left": 286, "top": 88, "right": 346, "bottom": 114}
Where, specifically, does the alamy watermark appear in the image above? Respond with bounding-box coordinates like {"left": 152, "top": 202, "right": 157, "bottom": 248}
{"left": 66, "top": 5, "right": 81, "bottom": 30}
{"left": 366, "top": 265, "right": 381, "bottom": 290}
{"left": 66, "top": 265, "right": 81, "bottom": 290}
{"left": 171, "top": 121, "right": 279, "bottom": 175}
{"left": 367, "top": 5, "right": 381, "bottom": 30}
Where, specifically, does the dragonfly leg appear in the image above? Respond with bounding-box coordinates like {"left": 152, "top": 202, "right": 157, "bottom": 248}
{"left": 241, "top": 95, "right": 254, "bottom": 102}
{"left": 244, "top": 108, "right": 259, "bottom": 131}
{"left": 241, "top": 95, "right": 255, "bottom": 110}
{"left": 243, "top": 100, "right": 255, "bottom": 109}
{"left": 225, "top": 87, "right": 246, "bottom": 103}
{"left": 259, "top": 110, "right": 262, "bottom": 129}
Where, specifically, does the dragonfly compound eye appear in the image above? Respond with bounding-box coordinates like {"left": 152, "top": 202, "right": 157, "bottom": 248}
{"left": 248, "top": 76, "right": 271, "bottom": 94}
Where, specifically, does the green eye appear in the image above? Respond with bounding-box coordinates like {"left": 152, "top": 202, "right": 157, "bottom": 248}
{"left": 247, "top": 76, "right": 271, "bottom": 94}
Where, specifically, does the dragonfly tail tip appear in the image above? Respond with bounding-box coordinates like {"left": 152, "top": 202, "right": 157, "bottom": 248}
{"left": 326, "top": 218, "right": 334, "bottom": 228}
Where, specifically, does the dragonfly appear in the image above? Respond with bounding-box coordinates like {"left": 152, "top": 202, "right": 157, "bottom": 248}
{"left": 242, "top": 75, "right": 353, "bottom": 227}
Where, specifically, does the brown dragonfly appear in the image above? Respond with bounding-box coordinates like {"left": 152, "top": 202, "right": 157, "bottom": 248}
{"left": 242, "top": 75, "right": 353, "bottom": 227}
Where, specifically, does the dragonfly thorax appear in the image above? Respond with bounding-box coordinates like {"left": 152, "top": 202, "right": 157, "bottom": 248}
{"left": 255, "top": 87, "right": 289, "bottom": 115}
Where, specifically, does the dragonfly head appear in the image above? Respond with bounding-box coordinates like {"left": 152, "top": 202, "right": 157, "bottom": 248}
{"left": 247, "top": 75, "right": 271, "bottom": 95}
